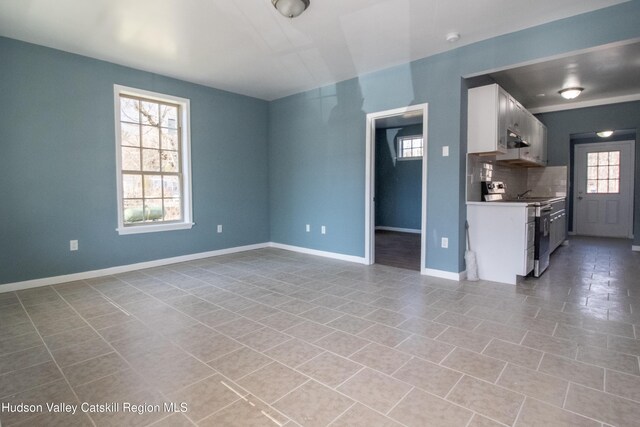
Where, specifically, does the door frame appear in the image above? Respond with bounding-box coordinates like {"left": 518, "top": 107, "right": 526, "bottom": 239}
{"left": 364, "top": 104, "right": 428, "bottom": 273}
{"left": 572, "top": 140, "right": 635, "bottom": 238}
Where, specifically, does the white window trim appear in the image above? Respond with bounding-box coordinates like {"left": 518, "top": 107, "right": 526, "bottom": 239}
{"left": 113, "top": 85, "right": 194, "bottom": 235}
{"left": 396, "top": 134, "right": 423, "bottom": 161}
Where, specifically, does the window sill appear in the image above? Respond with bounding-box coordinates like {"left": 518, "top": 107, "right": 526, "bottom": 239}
{"left": 396, "top": 157, "right": 422, "bottom": 161}
{"left": 117, "top": 222, "right": 194, "bottom": 235}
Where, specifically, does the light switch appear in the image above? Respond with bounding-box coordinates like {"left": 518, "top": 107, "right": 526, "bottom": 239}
{"left": 442, "top": 146, "right": 449, "bottom": 157}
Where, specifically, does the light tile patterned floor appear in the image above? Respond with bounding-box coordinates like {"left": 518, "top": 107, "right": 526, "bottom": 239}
{"left": 1, "top": 236, "right": 639, "bottom": 426}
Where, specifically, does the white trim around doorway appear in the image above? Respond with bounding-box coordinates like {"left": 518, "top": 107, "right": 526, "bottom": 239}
{"left": 365, "top": 104, "right": 428, "bottom": 274}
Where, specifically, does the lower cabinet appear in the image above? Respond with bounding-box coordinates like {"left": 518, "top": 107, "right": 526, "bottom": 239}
{"left": 467, "top": 204, "right": 535, "bottom": 285}
{"left": 550, "top": 199, "right": 567, "bottom": 252}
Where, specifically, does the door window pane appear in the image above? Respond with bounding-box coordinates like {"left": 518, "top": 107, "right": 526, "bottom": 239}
{"left": 585, "top": 150, "right": 620, "bottom": 194}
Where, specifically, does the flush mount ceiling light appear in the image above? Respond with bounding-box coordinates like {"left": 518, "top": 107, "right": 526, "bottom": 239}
{"left": 446, "top": 32, "right": 461, "bottom": 43}
{"left": 272, "top": 0, "right": 310, "bottom": 18}
{"left": 597, "top": 130, "right": 614, "bottom": 138}
{"left": 559, "top": 87, "right": 584, "bottom": 100}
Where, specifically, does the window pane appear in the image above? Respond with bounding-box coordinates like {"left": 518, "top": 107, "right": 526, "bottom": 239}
{"left": 163, "top": 198, "right": 182, "bottom": 221}
{"left": 161, "top": 128, "right": 179, "bottom": 150}
{"left": 597, "top": 166, "right": 609, "bottom": 179}
{"left": 140, "top": 101, "right": 159, "bottom": 126}
{"left": 608, "top": 165, "right": 619, "bottom": 179}
{"left": 142, "top": 149, "right": 160, "bottom": 171}
{"left": 609, "top": 180, "right": 619, "bottom": 193}
{"left": 141, "top": 125, "right": 160, "bottom": 149}
{"left": 609, "top": 151, "right": 620, "bottom": 165}
{"left": 402, "top": 148, "right": 411, "bottom": 157}
{"left": 161, "top": 151, "right": 179, "bottom": 172}
{"left": 412, "top": 148, "right": 421, "bottom": 157}
{"left": 587, "top": 180, "right": 597, "bottom": 193}
{"left": 598, "top": 152, "right": 609, "bottom": 164}
{"left": 597, "top": 180, "right": 608, "bottom": 193}
{"left": 123, "top": 199, "right": 143, "bottom": 223}
{"left": 144, "top": 175, "right": 163, "bottom": 198}
{"left": 121, "top": 123, "right": 140, "bottom": 147}
{"left": 163, "top": 176, "right": 181, "bottom": 198}
{"left": 160, "top": 105, "right": 178, "bottom": 129}
{"left": 587, "top": 153, "right": 598, "bottom": 166}
{"left": 121, "top": 147, "right": 141, "bottom": 171}
{"left": 120, "top": 98, "right": 139, "bottom": 123}
{"left": 587, "top": 167, "right": 598, "bottom": 179}
{"left": 412, "top": 139, "right": 421, "bottom": 148}
{"left": 143, "top": 200, "right": 163, "bottom": 221}
{"left": 122, "top": 174, "right": 142, "bottom": 198}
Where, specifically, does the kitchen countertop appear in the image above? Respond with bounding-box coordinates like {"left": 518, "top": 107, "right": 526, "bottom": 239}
{"left": 467, "top": 196, "right": 566, "bottom": 207}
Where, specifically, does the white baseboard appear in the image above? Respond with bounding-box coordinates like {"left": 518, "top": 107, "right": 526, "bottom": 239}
{"left": 2, "top": 240, "right": 468, "bottom": 293}
{"left": 268, "top": 242, "right": 367, "bottom": 264}
{"left": 0, "top": 243, "right": 270, "bottom": 293}
{"left": 375, "top": 226, "right": 421, "bottom": 234}
{"left": 422, "top": 268, "right": 466, "bottom": 281}
{"left": 633, "top": 245, "right": 640, "bottom": 252}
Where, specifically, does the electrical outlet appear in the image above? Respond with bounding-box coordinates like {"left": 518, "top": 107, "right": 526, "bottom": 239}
{"left": 441, "top": 237, "right": 448, "bottom": 248}
{"left": 305, "top": 224, "right": 310, "bottom": 232}
{"left": 70, "top": 240, "right": 78, "bottom": 251}
{"left": 321, "top": 226, "right": 326, "bottom": 235}
{"left": 442, "top": 146, "right": 449, "bottom": 157}
{"left": 217, "top": 225, "right": 223, "bottom": 233}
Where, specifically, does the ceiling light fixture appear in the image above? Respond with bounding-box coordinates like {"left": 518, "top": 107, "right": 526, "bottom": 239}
{"left": 446, "top": 32, "right": 461, "bottom": 43}
{"left": 597, "top": 130, "right": 614, "bottom": 138}
{"left": 272, "top": 0, "right": 310, "bottom": 18}
{"left": 559, "top": 87, "right": 584, "bottom": 100}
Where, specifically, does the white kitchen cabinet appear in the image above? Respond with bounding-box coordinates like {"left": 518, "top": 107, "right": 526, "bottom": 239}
{"left": 497, "top": 108, "right": 547, "bottom": 167}
{"left": 468, "top": 84, "right": 547, "bottom": 166}
{"left": 550, "top": 199, "right": 567, "bottom": 252}
{"left": 467, "top": 84, "right": 509, "bottom": 154}
{"left": 467, "top": 203, "right": 535, "bottom": 285}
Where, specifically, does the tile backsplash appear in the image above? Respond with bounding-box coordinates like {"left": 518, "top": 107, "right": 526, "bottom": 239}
{"left": 527, "top": 166, "right": 568, "bottom": 197}
{"left": 467, "top": 154, "right": 567, "bottom": 201}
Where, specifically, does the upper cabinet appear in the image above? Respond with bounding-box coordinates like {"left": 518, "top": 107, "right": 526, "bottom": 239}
{"left": 467, "top": 84, "right": 509, "bottom": 154}
{"left": 468, "top": 84, "right": 547, "bottom": 167}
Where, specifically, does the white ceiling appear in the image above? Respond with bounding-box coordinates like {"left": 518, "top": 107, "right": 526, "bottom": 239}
{"left": 0, "top": 0, "right": 629, "bottom": 100}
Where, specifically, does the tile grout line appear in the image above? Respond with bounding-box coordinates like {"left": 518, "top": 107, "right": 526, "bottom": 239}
{"left": 384, "top": 385, "right": 415, "bottom": 417}
{"left": 13, "top": 290, "right": 98, "bottom": 427}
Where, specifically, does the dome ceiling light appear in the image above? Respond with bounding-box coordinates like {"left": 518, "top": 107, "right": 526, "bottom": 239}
{"left": 597, "top": 130, "right": 614, "bottom": 138}
{"left": 559, "top": 87, "right": 584, "bottom": 100}
{"left": 272, "top": 0, "right": 310, "bottom": 18}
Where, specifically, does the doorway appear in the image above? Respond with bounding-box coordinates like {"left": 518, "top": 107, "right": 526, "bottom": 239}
{"left": 573, "top": 140, "right": 635, "bottom": 238}
{"left": 365, "top": 104, "right": 428, "bottom": 272}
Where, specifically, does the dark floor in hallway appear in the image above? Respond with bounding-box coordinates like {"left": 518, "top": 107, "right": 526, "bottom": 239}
{"left": 374, "top": 230, "right": 421, "bottom": 271}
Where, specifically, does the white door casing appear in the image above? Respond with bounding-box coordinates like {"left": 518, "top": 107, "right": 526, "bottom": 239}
{"left": 574, "top": 140, "right": 635, "bottom": 238}
{"left": 365, "top": 104, "right": 428, "bottom": 273}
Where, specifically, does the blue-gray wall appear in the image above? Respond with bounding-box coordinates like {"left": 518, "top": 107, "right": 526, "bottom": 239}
{"left": 0, "top": 37, "right": 270, "bottom": 285}
{"left": 3, "top": 2, "right": 640, "bottom": 285}
{"left": 375, "top": 125, "right": 423, "bottom": 230}
{"left": 537, "top": 101, "right": 640, "bottom": 244}
{"left": 268, "top": 1, "right": 640, "bottom": 273}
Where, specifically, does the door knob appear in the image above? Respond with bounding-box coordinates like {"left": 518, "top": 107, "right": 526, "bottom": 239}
{"left": 577, "top": 196, "right": 583, "bottom": 200}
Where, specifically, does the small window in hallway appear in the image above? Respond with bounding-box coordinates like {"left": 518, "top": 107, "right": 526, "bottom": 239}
{"left": 586, "top": 151, "right": 620, "bottom": 194}
{"left": 397, "top": 135, "right": 423, "bottom": 159}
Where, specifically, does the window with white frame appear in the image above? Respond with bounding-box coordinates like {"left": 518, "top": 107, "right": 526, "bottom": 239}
{"left": 586, "top": 151, "right": 621, "bottom": 194}
{"left": 114, "top": 85, "right": 193, "bottom": 235}
{"left": 397, "top": 135, "right": 423, "bottom": 159}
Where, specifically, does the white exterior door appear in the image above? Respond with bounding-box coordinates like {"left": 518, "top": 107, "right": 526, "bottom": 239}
{"left": 574, "top": 141, "right": 635, "bottom": 238}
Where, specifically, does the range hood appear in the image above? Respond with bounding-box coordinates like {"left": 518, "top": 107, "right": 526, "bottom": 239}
{"left": 507, "top": 130, "right": 529, "bottom": 149}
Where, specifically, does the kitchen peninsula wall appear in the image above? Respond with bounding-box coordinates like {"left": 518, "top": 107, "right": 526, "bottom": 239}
{"left": 467, "top": 154, "right": 567, "bottom": 202}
